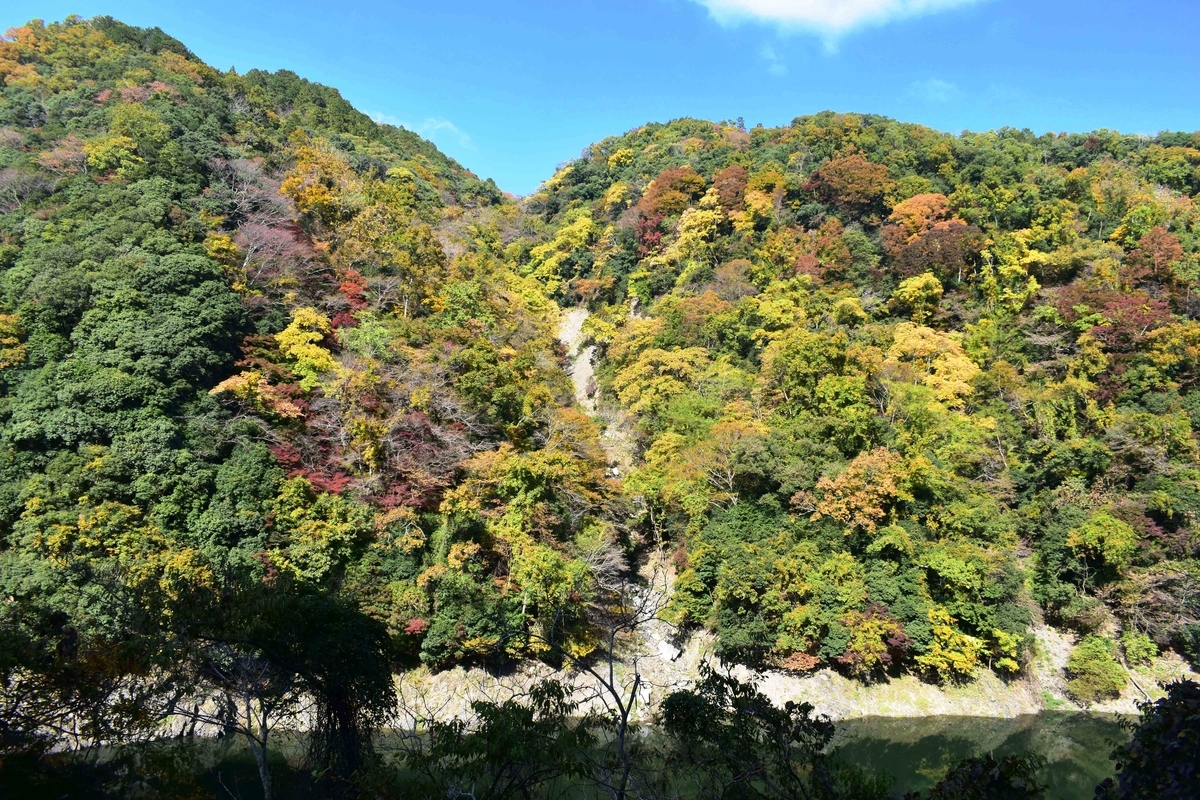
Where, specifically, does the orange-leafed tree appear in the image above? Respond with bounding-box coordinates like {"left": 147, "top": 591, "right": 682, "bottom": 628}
{"left": 806, "top": 154, "right": 891, "bottom": 219}
{"left": 807, "top": 447, "right": 916, "bottom": 535}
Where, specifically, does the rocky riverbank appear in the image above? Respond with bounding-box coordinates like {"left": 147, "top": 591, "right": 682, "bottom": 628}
{"left": 394, "top": 622, "right": 1197, "bottom": 726}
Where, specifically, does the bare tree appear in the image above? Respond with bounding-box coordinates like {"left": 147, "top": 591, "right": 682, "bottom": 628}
{"left": 173, "top": 640, "right": 306, "bottom": 800}
{"left": 538, "top": 555, "right": 677, "bottom": 800}
{"left": 0, "top": 167, "right": 52, "bottom": 213}
{"left": 207, "top": 158, "right": 292, "bottom": 228}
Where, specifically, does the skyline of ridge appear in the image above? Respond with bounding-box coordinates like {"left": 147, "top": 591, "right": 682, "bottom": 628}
{"left": 4, "top": 1, "right": 1199, "bottom": 194}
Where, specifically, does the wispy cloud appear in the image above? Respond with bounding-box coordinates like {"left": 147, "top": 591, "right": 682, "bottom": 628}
{"left": 760, "top": 44, "right": 788, "bottom": 76}
{"left": 909, "top": 77, "right": 956, "bottom": 102}
{"left": 689, "top": 0, "right": 980, "bottom": 37}
{"left": 370, "top": 112, "right": 474, "bottom": 150}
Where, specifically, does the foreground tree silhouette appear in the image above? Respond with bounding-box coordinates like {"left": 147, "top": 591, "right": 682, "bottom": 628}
{"left": 906, "top": 753, "right": 1046, "bottom": 800}
{"left": 660, "top": 665, "right": 889, "bottom": 800}
{"left": 1095, "top": 680, "right": 1200, "bottom": 799}
{"left": 393, "top": 659, "right": 890, "bottom": 800}
{"left": 176, "top": 578, "right": 394, "bottom": 800}
{"left": 397, "top": 679, "right": 593, "bottom": 799}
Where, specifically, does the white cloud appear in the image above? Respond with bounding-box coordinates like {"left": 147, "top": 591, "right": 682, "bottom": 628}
{"left": 910, "top": 77, "right": 956, "bottom": 102}
{"left": 370, "top": 112, "right": 474, "bottom": 150}
{"left": 760, "top": 44, "right": 788, "bottom": 76}
{"left": 690, "top": 0, "right": 979, "bottom": 35}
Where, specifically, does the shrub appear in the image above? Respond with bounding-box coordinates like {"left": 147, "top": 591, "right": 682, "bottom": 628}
{"left": 1120, "top": 632, "right": 1157, "bottom": 667}
{"left": 1179, "top": 623, "right": 1200, "bottom": 668}
{"left": 1060, "top": 595, "right": 1109, "bottom": 633}
{"left": 1066, "top": 636, "right": 1128, "bottom": 705}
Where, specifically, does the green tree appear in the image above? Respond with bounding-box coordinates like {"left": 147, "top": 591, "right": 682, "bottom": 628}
{"left": 1066, "top": 636, "right": 1128, "bottom": 705}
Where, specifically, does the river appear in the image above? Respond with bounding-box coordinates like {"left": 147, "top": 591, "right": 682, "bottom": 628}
{"left": 834, "top": 712, "right": 1127, "bottom": 798}
{"left": 54, "top": 712, "right": 1126, "bottom": 797}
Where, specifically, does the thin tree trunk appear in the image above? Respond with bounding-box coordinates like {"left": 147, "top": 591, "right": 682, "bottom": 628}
{"left": 244, "top": 694, "right": 273, "bottom": 800}
{"left": 250, "top": 736, "right": 273, "bottom": 800}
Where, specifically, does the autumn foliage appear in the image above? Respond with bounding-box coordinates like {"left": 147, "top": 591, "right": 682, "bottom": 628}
{"left": 3, "top": 22, "right": 1200, "bottom": 778}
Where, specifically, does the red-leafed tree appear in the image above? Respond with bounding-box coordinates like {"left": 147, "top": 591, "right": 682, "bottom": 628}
{"left": 638, "top": 166, "right": 706, "bottom": 217}
{"left": 805, "top": 154, "right": 891, "bottom": 219}
{"left": 712, "top": 165, "right": 748, "bottom": 212}
{"left": 889, "top": 219, "right": 985, "bottom": 284}
{"left": 1089, "top": 295, "right": 1173, "bottom": 354}
{"left": 1125, "top": 226, "right": 1183, "bottom": 291}
{"left": 636, "top": 211, "right": 667, "bottom": 257}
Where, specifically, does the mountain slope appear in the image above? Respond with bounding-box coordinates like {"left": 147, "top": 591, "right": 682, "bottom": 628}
{"left": 0, "top": 16, "right": 610, "bottom": 765}
{"left": 1, "top": 17, "right": 1198, "bottom": 774}
{"left": 514, "top": 113, "right": 1200, "bottom": 680}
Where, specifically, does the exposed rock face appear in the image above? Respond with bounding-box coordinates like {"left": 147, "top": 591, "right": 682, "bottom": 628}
{"left": 559, "top": 306, "right": 596, "bottom": 414}
{"left": 557, "top": 305, "right": 636, "bottom": 476}
{"left": 393, "top": 621, "right": 1197, "bottom": 725}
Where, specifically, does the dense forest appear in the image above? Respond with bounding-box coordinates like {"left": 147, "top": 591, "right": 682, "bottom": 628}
{"left": 1, "top": 14, "right": 1199, "bottom": 799}
{"left": 525, "top": 111, "right": 1200, "bottom": 681}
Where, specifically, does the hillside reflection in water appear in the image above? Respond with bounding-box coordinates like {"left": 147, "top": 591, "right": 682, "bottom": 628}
{"left": 833, "top": 712, "right": 1127, "bottom": 799}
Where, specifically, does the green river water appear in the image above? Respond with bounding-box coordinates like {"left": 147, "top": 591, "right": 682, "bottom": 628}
{"left": 834, "top": 712, "right": 1127, "bottom": 798}
{"left": 38, "top": 712, "right": 1126, "bottom": 798}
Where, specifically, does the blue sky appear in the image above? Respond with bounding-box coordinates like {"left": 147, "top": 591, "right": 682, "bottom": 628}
{"left": 5, "top": 1, "right": 1199, "bottom": 194}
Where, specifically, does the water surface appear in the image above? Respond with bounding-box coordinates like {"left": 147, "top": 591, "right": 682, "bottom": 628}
{"left": 834, "top": 712, "right": 1128, "bottom": 799}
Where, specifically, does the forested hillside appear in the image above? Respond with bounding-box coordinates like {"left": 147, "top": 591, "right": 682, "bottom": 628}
{"left": 1, "top": 13, "right": 1199, "bottom": 795}
{"left": 527, "top": 115, "right": 1200, "bottom": 681}
{"left": 0, "top": 15, "right": 615, "bottom": 774}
